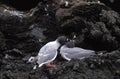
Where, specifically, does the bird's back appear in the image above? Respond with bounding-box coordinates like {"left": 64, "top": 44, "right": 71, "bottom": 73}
{"left": 60, "top": 45, "right": 95, "bottom": 60}
{"left": 38, "top": 41, "right": 60, "bottom": 56}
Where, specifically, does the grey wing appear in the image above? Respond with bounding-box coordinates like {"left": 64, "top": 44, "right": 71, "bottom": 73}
{"left": 38, "top": 42, "right": 57, "bottom": 55}
{"left": 60, "top": 47, "right": 95, "bottom": 60}
{"left": 38, "top": 44, "right": 49, "bottom": 55}
{"left": 37, "top": 48, "right": 57, "bottom": 67}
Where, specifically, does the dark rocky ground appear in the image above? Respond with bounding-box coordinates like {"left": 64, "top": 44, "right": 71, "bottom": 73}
{"left": 0, "top": 0, "right": 120, "bottom": 79}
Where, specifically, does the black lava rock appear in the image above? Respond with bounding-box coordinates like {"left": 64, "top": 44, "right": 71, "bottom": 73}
{"left": 0, "top": 0, "right": 120, "bottom": 79}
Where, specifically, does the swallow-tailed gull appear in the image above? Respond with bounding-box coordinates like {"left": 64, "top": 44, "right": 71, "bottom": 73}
{"left": 28, "top": 36, "right": 67, "bottom": 69}
{"left": 60, "top": 40, "right": 95, "bottom": 61}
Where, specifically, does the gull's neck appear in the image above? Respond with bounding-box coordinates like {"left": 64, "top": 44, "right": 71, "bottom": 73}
{"left": 55, "top": 39, "right": 60, "bottom": 44}
{"left": 54, "top": 40, "right": 61, "bottom": 47}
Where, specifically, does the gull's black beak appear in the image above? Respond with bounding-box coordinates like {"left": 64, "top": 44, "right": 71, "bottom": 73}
{"left": 26, "top": 61, "right": 31, "bottom": 64}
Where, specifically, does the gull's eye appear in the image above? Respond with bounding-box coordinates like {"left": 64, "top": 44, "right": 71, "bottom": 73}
{"left": 29, "top": 58, "right": 34, "bottom": 62}
{"left": 31, "top": 58, "right": 34, "bottom": 61}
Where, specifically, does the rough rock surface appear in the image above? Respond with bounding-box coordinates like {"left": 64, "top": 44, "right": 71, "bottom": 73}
{"left": 99, "top": 0, "right": 120, "bottom": 13}
{"left": 55, "top": 0, "right": 120, "bottom": 51}
{"left": 0, "top": 0, "right": 120, "bottom": 79}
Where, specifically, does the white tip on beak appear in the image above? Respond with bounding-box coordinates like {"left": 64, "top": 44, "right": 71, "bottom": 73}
{"left": 67, "top": 38, "right": 69, "bottom": 41}
{"left": 73, "top": 35, "right": 76, "bottom": 39}
{"left": 33, "top": 65, "right": 37, "bottom": 70}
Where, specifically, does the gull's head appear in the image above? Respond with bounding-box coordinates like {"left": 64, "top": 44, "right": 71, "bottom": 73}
{"left": 56, "top": 36, "right": 68, "bottom": 45}
{"left": 28, "top": 56, "right": 37, "bottom": 63}
{"left": 65, "top": 40, "right": 75, "bottom": 48}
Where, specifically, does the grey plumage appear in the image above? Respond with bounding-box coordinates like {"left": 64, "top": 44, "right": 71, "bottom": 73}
{"left": 28, "top": 36, "right": 67, "bottom": 69}
{"left": 37, "top": 40, "right": 60, "bottom": 67}
{"left": 60, "top": 40, "right": 95, "bottom": 61}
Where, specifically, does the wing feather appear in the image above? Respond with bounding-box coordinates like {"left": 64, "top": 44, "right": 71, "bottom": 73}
{"left": 60, "top": 46, "right": 95, "bottom": 60}
{"left": 37, "top": 47, "right": 58, "bottom": 67}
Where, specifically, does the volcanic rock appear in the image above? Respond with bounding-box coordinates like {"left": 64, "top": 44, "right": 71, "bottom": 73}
{"left": 0, "top": 0, "right": 120, "bottom": 79}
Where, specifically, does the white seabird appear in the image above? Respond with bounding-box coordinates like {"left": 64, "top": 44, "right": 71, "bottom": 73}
{"left": 60, "top": 40, "right": 95, "bottom": 61}
{"left": 28, "top": 36, "right": 67, "bottom": 69}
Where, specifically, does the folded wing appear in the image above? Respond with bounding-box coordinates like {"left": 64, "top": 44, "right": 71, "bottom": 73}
{"left": 37, "top": 47, "right": 58, "bottom": 67}
{"left": 60, "top": 46, "right": 95, "bottom": 61}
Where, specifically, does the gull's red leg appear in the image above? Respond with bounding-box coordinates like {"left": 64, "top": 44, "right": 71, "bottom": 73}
{"left": 45, "top": 63, "right": 56, "bottom": 68}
